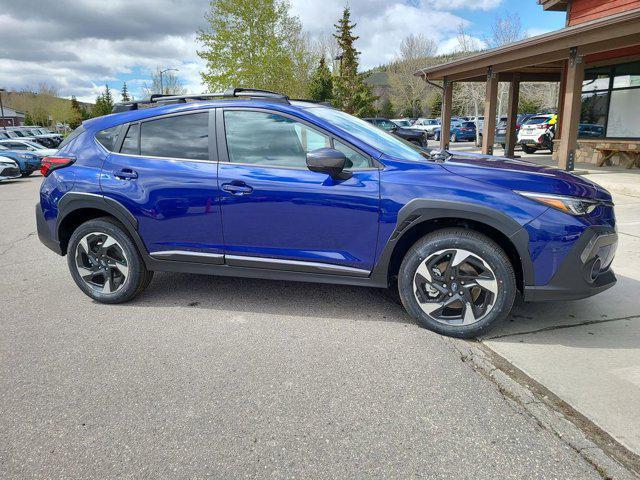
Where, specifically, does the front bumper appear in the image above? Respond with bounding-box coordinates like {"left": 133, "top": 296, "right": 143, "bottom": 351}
{"left": 36, "top": 202, "right": 62, "bottom": 255}
{"left": 0, "top": 166, "right": 21, "bottom": 180}
{"left": 524, "top": 226, "right": 617, "bottom": 302}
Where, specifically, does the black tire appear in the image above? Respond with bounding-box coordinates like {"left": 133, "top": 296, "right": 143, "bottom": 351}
{"left": 21, "top": 171, "right": 33, "bottom": 177}
{"left": 501, "top": 144, "right": 506, "bottom": 149}
{"left": 398, "top": 228, "right": 516, "bottom": 338}
{"left": 434, "top": 132, "right": 440, "bottom": 142}
{"left": 67, "top": 217, "right": 153, "bottom": 304}
{"left": 522, "top": 145, "right": 537, "bottom": 154}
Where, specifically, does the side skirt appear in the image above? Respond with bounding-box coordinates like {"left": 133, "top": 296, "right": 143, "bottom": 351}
{"left": 146, "top": 252, "right": 385, "bottom": 288}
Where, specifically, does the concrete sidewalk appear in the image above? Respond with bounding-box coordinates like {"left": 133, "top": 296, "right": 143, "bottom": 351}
{"left": 448, "top": 142, "right": 640, "bottom": 467}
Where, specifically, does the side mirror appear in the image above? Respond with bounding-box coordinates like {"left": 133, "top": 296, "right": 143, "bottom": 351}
{"left": 306, "top": 148, "right": 352, "bottom": 180}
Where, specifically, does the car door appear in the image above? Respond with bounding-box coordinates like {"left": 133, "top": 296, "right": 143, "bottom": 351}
{"left": 217, "top": 108, "right": 380, "bottom": 274}
{"left": 100, "top": 110, "right": 224, "bottom": 260}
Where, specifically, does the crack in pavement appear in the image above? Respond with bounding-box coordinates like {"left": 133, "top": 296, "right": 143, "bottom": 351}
{"left": 483, "top": 314, "right": 640, "bottom": 340}
{"left": 0, "top": 231, "right": 36, "bottom": 256}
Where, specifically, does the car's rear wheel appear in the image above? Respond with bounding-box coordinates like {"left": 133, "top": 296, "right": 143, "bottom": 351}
{"left": 67, "top": 217, "right": 153, "bottom": 304}
{"left": 522, "top": 145, "right": 537, "bottom": 154}
{"left": 21, "top": 171, "right": 33, "bottom": 177}
{"left": 398, "top": 228, "right": 516, "bottom": 338}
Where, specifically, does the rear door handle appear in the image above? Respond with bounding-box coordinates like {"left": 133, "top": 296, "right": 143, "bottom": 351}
{"left": 114, "top": 168, "right": 138, "bottom": 180}
{"left": 221, "top": 181, "right": 253, "bottom": 195}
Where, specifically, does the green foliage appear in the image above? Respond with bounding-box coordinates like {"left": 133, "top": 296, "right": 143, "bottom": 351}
{"left": 69, "top": 96, "right": 83, "bottom": 129}
{"left": 308, "top": 57, "right": 333, "bottom": 102}
{"left": 519, "top": 98, "right": 542, "bottom": 114}
{"left": 429, "top": 93, "right": 442, "bottom": 118}
{"left": 332, "top": 8, "right": 377, "bottom": 117}
{"left": 24, "top": 111, "right": 34, "bottom": 125}
{"left": 92, "top": 85, "right": 115, "bottom": 117}
{"left": 197, "top": 0, "right": 313, "bottom": 98}
{"left": 379, "top": 97, "right": 394, "bottom": 119}
{"left": 121, "top": 82, "right": 131, "bottom": 102}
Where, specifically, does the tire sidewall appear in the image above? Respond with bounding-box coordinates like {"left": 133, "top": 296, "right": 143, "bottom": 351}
{"left": 399, "top": 231, "right": 515, "bottom": 338}
{"left": 67, "top": 219, "right": 145, "bottom": 304}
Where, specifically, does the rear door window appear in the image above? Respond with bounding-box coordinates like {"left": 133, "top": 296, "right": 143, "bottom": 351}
{"left": 140, "top": 112, "right": 209, "bottom": 161}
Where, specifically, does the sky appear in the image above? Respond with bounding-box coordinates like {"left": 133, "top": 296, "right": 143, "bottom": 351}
{"left": 0, "top": 0, "right": 566, "bottom": 103}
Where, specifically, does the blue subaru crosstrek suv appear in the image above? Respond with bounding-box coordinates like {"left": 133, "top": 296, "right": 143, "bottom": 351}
{"left": 36, "top": 88, "right": 618, "bottom": 338}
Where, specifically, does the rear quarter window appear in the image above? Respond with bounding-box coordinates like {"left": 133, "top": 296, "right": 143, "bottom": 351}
{"left": 95, "top": 126, "right": 120, "bottom": 151}
{"left": 58, "top": 125, "right": 86, "bottom": 150}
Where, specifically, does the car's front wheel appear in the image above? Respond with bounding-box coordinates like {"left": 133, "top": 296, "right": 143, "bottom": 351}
{"left": 398, "top": 228, "right": 516, "bottom": 338}
{"left": 67, "top": 217, "right": 153, "bottom": 304}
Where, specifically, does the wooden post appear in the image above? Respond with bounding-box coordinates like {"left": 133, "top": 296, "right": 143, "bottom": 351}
{"left": 440, "top": 79, "right": 453, "bottom": 150}
{"left": 557, "top": 48, "right": 584, "bottom": 171}
{"left": 505, "top": 74, "right": 520, "bottom": 159}
{"left": 482, "top": 67, "right": 499, "bottom": 155}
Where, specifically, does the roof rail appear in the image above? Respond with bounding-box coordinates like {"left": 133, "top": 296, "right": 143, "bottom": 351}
{"left": 289, "top": 99, "right": 333, "bottom": 107}
{"left": 112, "top": 88, "right": 290, "bottom": 113}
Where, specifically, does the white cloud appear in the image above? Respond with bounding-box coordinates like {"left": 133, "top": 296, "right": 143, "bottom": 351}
{"left": 425, "top": 0, "right": 503, "bottom": 10}
{"left": 0, "top": 0, "right": 501, "bottom": 101}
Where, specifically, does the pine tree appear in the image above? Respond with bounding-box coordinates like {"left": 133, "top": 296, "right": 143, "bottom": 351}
{"left": 379, "top": 97, "right": 394, "bottom": 119}
{"left": 308, "top": 57, "right": 333, "bottom": 102}
{"left": 429, "top": 93, "right": 442, "bottom": 118}
{"left": 121, "top": 82, "right": 131, "bottom": 102}
{"left": 70, "top": 96, "right": 83, "bottom": 128}
{"left": 103, "top": 85, "right": 114, "bottom": 112}
{"left": 92, "top": 86, "right": 116, "bottom": 117}
{"left": 332, "top": 8, "right": 377, "bottom": 117}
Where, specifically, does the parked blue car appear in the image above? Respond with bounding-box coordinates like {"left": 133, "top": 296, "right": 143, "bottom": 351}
{"left": 36, "top": 89, "right": 617, "bottom": 338}
{"left": 0, "top": 144, "right": 41, "bottom": 177}
{"left": 433, "top": 121, "right": 476, "bottom": 142}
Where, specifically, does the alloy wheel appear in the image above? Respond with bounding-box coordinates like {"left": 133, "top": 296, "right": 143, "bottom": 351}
{"left": 413, "top": 248, "right": 498, "bottom": 326}
{"left": 74, "top": 233, "right": 129, "bottom": 294}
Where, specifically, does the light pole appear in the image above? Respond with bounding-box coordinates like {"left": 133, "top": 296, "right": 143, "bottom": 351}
{"left": 0, "top": 88, "right": 6, "bottom": 131}
{"left": 158, "top": 68, "right": 179, "bottom": 95}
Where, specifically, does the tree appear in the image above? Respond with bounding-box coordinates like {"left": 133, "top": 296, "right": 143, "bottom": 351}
{"left": 429, "top": 93, "right": 442, "bottom": 118}
{"left": 92, "top": 85, "right": 115, "bottom": 117}
{"left": 143, "top": 68, "right": 186, "bottom": 97}
{"left": 379, "top": 97, "right": 394, "bottom": 119}
{"left": 388, "top": 34, "right": 437, "bottom": 118}
{"left": 197, "top": 0, "right": 314, "bottom": 98}
{"left": 121, "top": 82, "right": 131, "bottom": 102}
{"left": 332, "top": 8, "right": 377, "bottom": 116}
{"left": 308, "top": 57, "right": 333, "bottom": 101}
{"left": 519, "top": 98, "right": 542, "bottom": 114}
{"left": 69, "top": 96, "right": 83, "bottom": 128}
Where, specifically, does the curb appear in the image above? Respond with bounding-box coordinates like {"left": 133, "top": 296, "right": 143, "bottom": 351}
{"left": 450, "top": 339, "right": 639, "bottom": 480}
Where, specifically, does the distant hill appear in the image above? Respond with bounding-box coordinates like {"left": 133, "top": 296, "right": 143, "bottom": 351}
{"left": 3, "top": 90, "right": 93, "bottom": 127}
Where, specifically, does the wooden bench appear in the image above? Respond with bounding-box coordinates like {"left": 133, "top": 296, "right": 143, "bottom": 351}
{"left": 595, "top": 144, "right": 640, "bottom": 169}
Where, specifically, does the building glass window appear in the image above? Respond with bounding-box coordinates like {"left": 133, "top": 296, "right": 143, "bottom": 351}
{"left": 580, "top": 60, "right": 640, "bottom": 139}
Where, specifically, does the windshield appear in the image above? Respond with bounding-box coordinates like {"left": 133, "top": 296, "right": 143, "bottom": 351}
{"left": 393, "top": 120, "right": 411, "bottom": 127}
{"left": 525, "top": 116, "right": 552, "bottom": 125}
{"left": 311, "top": 107, "right": 428, "bottom": 161}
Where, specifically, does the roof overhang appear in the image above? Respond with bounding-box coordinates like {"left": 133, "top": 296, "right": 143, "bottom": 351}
{"left": 539, "top": 0, "right": 569, "bottom": 12}
{"left": 416, "top": 8, "right": 640, "bottom": 82}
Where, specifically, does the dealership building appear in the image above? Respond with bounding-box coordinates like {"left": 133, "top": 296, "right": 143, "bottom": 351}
{"left": 418, "top": 0, "right": 640, "bottom": 170}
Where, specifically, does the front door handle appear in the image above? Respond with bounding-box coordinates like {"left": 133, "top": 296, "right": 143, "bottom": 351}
{"left": 221, "top": 181, "right": 253, "bottom": 195}
{"left": 114, "top": 168, "right": 138, "bottom": 180}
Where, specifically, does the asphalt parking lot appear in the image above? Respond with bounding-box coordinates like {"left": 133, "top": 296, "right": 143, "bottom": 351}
{"left": 0, "top": 174, "right": 632, "bottom": 479}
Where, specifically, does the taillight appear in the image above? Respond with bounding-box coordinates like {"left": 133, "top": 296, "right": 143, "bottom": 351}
{"left": 41, "top": 156, "right": 76, "bottom": 177}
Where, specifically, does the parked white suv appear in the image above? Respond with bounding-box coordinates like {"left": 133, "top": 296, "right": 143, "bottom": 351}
{"left": 517, "top": 114, "right": 557, "bottom": 154}
{"left": 410, "top": 118, "right": 440, "bottom": 138}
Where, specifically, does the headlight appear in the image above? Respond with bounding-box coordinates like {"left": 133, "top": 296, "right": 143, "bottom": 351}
{"left": 515, "top": 191, "right": 601, "bottom": 215}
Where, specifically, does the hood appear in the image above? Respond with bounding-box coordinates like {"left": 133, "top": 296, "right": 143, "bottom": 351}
{"left": 396, "top": 127, "right": 422, "bottom": 138}
{"left": 440, "top": 152, "right": 611, "bottom": 201}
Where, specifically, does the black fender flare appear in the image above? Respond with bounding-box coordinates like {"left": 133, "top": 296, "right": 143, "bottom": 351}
{"left": 370, "top": 199, "right": 535, "bottom": 287}
{"left": 55, "top": 192, "right": 150, "bottom": 261}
